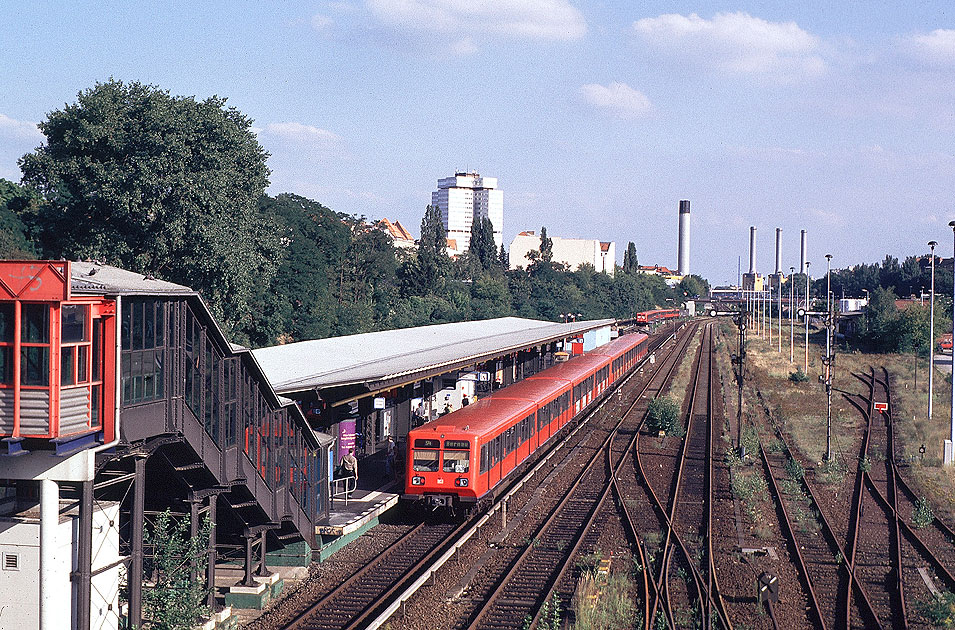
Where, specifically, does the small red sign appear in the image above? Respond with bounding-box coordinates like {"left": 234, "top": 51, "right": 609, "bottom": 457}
{"left": 874, "top": 402, "right": 888, "bottom": 412}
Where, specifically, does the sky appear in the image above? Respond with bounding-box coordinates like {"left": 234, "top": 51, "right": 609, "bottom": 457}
{"left": 1, "top": 1, "right": 954, "bottom": 285}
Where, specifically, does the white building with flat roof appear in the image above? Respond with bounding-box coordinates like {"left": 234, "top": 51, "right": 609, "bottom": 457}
{"left": 431, "top": 172, "right": 503, "bottom": 256}
{"left": 509, "top": 231, "right": 615, "bottom": 276}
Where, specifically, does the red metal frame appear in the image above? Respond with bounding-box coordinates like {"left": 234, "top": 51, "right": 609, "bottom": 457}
{"left": 0, "top": 261, "right": 116, "bottom": 444}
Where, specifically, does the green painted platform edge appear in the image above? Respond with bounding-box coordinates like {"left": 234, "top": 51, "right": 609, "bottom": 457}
{"left": 224, "top": 589, "right": 270, "bottom": 610}
{"left": 266, "top": 540, "right": 312, "bottom": 567}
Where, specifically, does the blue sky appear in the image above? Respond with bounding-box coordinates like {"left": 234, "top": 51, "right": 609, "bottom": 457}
{"left": 2, "top": 1, "right": 954, "bottom": 284}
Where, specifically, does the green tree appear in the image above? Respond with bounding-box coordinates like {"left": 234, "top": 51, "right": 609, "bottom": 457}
{"left": 0, "top": 179, "right": 38, "bottom": 258}
{"left": 861, "top": 286, "right": 900, "bottom": 352}
{"left": 678, "top": 274, "right": 709, "bottom": 298}
{"left": 402, "top": 204, "right": 449, "bottom": 297}
{"left": 540, "top": 226, "right": 553, "bottom": 263}
{"left": 141, "top": 509, "right": 211, "bottom": 630}
{"left": 622, "top": 241, "right": 638, "bottom": 274}
{"left": 248, "top": 193, "right": 350, "bottom": 346}
{"left": 499, "top": 243, "right": 509, "bottom": 270}
{"left": 19, "top": 80, "right": 277, "bottom": 339}
{"left": 332, "top": 216, "right": 398, "bottom": 336}
{"left": 466, "top": 216, "right": 498, "bottom": 276}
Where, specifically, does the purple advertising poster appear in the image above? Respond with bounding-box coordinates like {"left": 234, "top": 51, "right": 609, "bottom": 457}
{"left": 338, "top": 419, "right": 356, "bottom": 461}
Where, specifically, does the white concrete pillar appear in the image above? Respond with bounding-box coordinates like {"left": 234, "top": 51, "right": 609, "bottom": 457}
{"left": 39, "top": 478, "right": 59, "bottom": 630}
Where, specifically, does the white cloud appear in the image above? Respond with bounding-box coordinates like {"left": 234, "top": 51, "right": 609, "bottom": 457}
{"left": 580, "top": 82, "right": 652, "bottom": 119}
{"left": 263, "top": 122, "right": 341, "bottom": 145}
{"left": 312, "top": 13, "right": 334, "bottom": 30}
{"left": 0, "top": 113, "right": 44, "bottom": 141}
{"left": 905, "top": 29, "right": 955, "bottom": 66}
{"left": 366, "top": 0, "right": 586, "bottom": 53}
{"left": 633, "top": 12, "right": 824, "bottom": 79}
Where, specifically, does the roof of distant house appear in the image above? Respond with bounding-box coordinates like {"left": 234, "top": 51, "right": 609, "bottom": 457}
{"left": 380, "top": 218, "right": 414, "bottom": 242}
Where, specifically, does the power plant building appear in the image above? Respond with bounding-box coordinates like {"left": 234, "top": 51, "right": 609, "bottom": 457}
{"left": 509, "top": 232, "right": 615, "bottom": 276}
{"left": 431, "top": 172, "right": 503, "bottom": 256}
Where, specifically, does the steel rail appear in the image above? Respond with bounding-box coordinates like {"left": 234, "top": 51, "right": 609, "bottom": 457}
{"left": 460, "top": 326, "right": 697, "bottom": 630}
{"left": 643, "top": 325, "right": 732, "bottom": 630}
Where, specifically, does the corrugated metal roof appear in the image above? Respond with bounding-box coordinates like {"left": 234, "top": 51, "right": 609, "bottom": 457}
{"left": 70, "top": 261, "right": 195, "bottom": 296}
{"left": 252, "top": 317, "right": 615, "bottom": 395}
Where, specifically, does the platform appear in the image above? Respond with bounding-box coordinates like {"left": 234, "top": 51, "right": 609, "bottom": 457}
{"left": 316, "top": 449, "right": 401, "bottom": 539}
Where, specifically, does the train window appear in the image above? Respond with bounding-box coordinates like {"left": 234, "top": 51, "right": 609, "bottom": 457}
{"left": 413, "top": 449, "right": 440, "bottom": 472}
{"left": 494, "top": 436, "right": 501, "bottom": 463}
{"left": 445, "top": 440, "right": 470, "bottom": 450}
{"left": 443, "top": 451, "right": 469, "bottom": 473}
{"left": 481, "top": 444, "right": 489, "bottom": 473}
{"left": 414, "top": 439, "right": 440, "bottom": 449}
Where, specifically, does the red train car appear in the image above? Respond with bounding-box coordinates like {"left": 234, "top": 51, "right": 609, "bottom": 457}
{"left": 404, "top": 332, "right": 648, "bottom": 509}
{"left": 633, "top": 308, "right": 681, "bottom": 325}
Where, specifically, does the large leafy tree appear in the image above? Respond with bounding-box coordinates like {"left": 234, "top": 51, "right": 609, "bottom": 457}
{"left": 18, "top": 80, "right": 277, "bottom": 338}
{"left": 0, "top": 179, "right": 38, "bottom": 258}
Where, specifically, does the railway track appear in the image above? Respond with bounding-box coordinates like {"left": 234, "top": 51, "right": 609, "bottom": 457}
{"left": 752, "top": 362, "right": 955, "bottom": 630}
{"left": 464, "top": 323, "right": 703, "bottom": 630}
{"left": 274, "top": 325, "right": 695, "bottom": 630}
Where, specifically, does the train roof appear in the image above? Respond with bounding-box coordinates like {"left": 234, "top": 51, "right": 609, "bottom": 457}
{"left": 588, "top": 332, "right": 647, "bottom": 357}
{"left": 411, "top": 396, "right": 538, "bottom": 438}
{"left": 489, "top": 374, "right": 569, "bottom": 403}
{"left": 527, "top": 353, "right": 610, "bottom": 383}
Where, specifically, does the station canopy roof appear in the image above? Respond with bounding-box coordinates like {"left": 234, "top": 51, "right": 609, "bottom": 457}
{"left": 252, "top": 317, "right": 614, "bottom": 401}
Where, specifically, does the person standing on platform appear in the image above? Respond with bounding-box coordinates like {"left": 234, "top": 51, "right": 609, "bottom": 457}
{"left": 413, "top": 403, "right": 426, "bottom": 427}
{"left": 461, "top": 394, "right": 470, "bottom": 407}
{"left": 385, "top": 437, "right": 396, "bottom": 481}
{"left": 340, "top": 448, "right": 358, "bottom": 481}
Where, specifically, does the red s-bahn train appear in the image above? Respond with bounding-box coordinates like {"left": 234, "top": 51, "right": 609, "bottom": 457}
{"left": 633, "top": 308, "right": 681, "bottom": 325}
{"left": 403, "top": 331, "right": 650, "bottom": 509}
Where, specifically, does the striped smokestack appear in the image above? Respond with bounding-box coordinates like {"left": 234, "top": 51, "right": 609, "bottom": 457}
{"left": 775, "top": 228, "right": 782, "bottom": 275}
{"left": 749, "top": 226, "right": 757, "bottom": 274}
{"left": 678, "top": 200, "right": 690, "bottom": 275}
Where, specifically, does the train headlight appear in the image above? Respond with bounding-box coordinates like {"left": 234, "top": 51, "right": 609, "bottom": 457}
{"left": 412, "top": 476, "right": 425, "bottom": 485}
{"left": 455, "top": 478, "right": 468, "bottom": 487}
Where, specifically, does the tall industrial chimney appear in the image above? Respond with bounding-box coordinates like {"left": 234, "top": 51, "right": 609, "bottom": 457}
{"left": 678, "top": 200, "right": 690, "bottom": 275}
{"left": 749, "top": 226, "right": 757, "bottom": 274}
{"left": 800, "top": 230, "right": 807, "bottom": 273}
{"left": 775, "top": 228, "right": 782, "bottom": 275}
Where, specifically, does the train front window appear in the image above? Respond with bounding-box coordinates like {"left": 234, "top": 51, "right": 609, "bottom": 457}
{"left": 413, "top": 449, "right": 440, "bottom": 472}
{"left": 443, "top": 451, "right": 469, "bottom": 473}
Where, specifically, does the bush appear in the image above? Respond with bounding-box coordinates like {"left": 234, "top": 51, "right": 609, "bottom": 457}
{"left": 917, "top": 590, "right": 955, "bottom": 628}
{"left": 789, "top": 369, "right": 809, "bottom": 383}
{"left": 785, "top": 457, "right": 805, "bottom": 481}
{"left": 913, "top": 496, "right": 934, "bottom": 530}
{"left": 647, "top": 397, "right": 682, "bottom": 435}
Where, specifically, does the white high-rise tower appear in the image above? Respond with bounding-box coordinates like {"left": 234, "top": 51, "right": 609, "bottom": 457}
{"left": 431, "top": 172, "right": 503, "bottom": 255}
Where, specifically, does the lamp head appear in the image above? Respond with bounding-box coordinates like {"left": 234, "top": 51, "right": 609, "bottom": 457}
{"left": 949, "top": 220, "right": 955, "bottom": 229}
{"left": 929, "top": 240, "right": 938, "bottom": 248}
{"left": 825, "top": 253, "right": 832, "bottom": 260}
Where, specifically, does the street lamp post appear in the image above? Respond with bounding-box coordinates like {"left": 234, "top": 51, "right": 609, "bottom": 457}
{"left": 769, "top": 283, "right": 773, "bottom": 346}
{"left": 778, "top": 273, "right": 783, "bottom": 353}
{"left": 804, "top": 261, "right": 811, "bottom": 374}
{"left": 824, "top": 254, "right": 833, "bottom": 462}
{"left": 789, "top": 267, "right": 795, "bottom": 363}
{"left": 947, "top": 222, "right": 955, "bottom": 465}
{"left": 928, "top": 241, "right": 937, "bottom": 427}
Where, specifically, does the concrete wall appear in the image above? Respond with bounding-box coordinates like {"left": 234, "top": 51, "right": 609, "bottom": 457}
{"left": 0, "top": 501, "right": 119, "bottom": 630}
